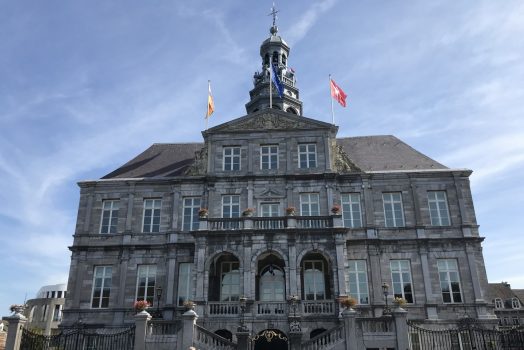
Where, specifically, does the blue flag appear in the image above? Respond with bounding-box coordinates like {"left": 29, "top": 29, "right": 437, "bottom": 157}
{"left": 271, "top": 63, "right": 284, "bottom": 98}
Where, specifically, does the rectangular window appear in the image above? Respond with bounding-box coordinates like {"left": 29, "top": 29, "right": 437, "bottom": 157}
{"left": 494, "top": 298, "right": 504, "bottom": 309}
{"left": 298, "top": 143, "right": 317, "bottom": 168}
{"left": 428, "top": 191, "right": 451, "bottom": 226}
{"left": 300, "top": 193, "right": 320, "bottom": 216}
{"left": 91, "top": 266, "right": 112, "bottom": 308}
{"left": 512, "top": 298, "right": 521, "bottom": 309}
{"left": 303, "top": 260, "right": 325, "bottom": 300}
{"left": 260, "top": 203, "right": 279, "bottom": 217}
{"left": 383, "top": 192, "right": 405, "bottom": 227}
{"left": 222, "top": 195, "right": 240, "bottom": 218}
{"left": 57, "top": 291, "right": 62, "bottom": 298}
{"left": 182, "top": 197, "right": 201, "bottom": 231}
{"left": 341, "top": 193, "right": 362, "bottom": 228}
{"left": 177, "top": 263, "right": 193, "bottom": 306}
{"left": 437, "top": 259, "right": 463, "bottom": 303}
{"left": 100, "top": 200, "right": 119, "bottom": 234}
{"left": 390, "top": 260, "right": 413, "bottom": 303}
{"left": 136, "top": 265, "right": 156, "bottom": 306}
{"left": 348, "top": 260, "right": 369, "bottom": 304}
{"left": 143, "top": 199, "right": 161, "bottom": 233}
{"left": 221, "top": 261, "right": 240, "bottom": 301}
{"left": 53, "top": 305, "right": 61, "bottom": 322}
{"left": 223, "top": 146, "right": 241, "bottom": 171}
{"left": 261, "top": 145, "right": 278, "bottom": 170}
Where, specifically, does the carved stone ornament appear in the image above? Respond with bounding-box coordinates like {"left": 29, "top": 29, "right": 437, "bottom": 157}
{"left": 255, "top": 188, "right": 285, "bottom": 199}
{"left": 184, "top": 146, "right": 208, "bottom": 175}
{"left": 332, "top": 141, "right": 361, "bottom": 173}
{"left": 227, "top": 113, "right": 310, "bottom": 131}
{"left": 289, "top": 320, "right": 302, "bottom": 332}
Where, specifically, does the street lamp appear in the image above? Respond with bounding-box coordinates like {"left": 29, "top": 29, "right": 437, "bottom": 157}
{"left": 155, "top": 286, "right": 163, "bottom": 318}
{"left": 381, "top": 282, "right": 391, "bottom": 315}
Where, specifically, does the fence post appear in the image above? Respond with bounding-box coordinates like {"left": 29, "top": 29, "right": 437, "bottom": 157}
{"left": 133, "top": 310, "right": 151, "bottom": 350}
{"left": 393, "top": 307, "right": 409, "bottom": 350}
{"left": 181, "top": 309, "right": 198, "bottom": 349}
{"left": 2, "top": 313, "right": 27, "bottom": 350}
{"left": 342, "top": 308, "right": 358, "bottom": 350}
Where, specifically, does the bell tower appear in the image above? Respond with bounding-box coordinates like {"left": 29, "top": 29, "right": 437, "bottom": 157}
{"left": 245, "top": 5, "right": 303, "bottom": 115}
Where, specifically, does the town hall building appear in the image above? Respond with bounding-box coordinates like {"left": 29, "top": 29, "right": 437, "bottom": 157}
{"left": 63, "top": 15, "right": 496, "bottom": 350}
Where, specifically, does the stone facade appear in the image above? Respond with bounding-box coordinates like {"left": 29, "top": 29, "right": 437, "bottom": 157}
{"left": 63, "top": 19, "right": 496, "bottom": 347}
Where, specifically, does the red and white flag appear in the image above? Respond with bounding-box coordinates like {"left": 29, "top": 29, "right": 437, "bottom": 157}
{"left": 330, "top": 79, "right": 347, "bottom": 107}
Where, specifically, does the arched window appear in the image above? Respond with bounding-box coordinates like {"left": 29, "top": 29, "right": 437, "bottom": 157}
{"left": 260, "top": 265, "right": 285, "bottom": 301}
{"left": 272, "top": 51, "right": 279, "bottom": 64}
{"left": 301, "top": 253, "right": 331, "bottom": 300}
{"left": 208, "top": 253, "right": 240, "bottom": 302}
{"left": 310, "top": 328, "right": 327, "bottom": 339}
{"left": 282, "top": 54, "right": 287, "bottom": 66}
{"left": 215, "top": 329, "right": 233, "bottom": 341}
{"left": 264, "top": 54, "right": 269, "bottom": 66}
{"left": 286, "top": 107, "right": 297, "bottom": 114}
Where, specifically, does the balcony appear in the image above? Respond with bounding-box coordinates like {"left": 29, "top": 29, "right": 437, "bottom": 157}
{"left": 200, "top": 215, "right": 343, "bottom": 232}
{"left": 205, "top": 300, "right": 337, "bottom": 317}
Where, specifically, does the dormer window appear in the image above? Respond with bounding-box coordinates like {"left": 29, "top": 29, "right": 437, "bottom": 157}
{"left": 494, "top": 298, "right": 504, "bottom": 309}
{"left": 512, "top": 298, "right": 521, "bottom": 309}
{"left": 223, "top": 146, "right": 241, "bottom": 171}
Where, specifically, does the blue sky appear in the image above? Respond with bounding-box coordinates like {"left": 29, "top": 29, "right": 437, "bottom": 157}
{"left": 1, "top": 1, "right": 523, "bottom": 315}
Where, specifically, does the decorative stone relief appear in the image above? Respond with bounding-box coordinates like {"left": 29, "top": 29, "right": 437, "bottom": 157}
{"left": 184, "top": 147, "right": 208, "bottom": 176}
{"left": 227, "top": 113, "right": 310, "bottom": 131}
{"left": 332, "top": 141, "right": 361, "bottom": 173}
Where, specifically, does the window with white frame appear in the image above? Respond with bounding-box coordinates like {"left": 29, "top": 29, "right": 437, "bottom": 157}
{"left": 348, "top": 260, "right": 369, "bottom": 304}
{"left": 260, "top": 203, "right": 279, "bottom": 217}
{"left": 221, "top": 261, "right": 240, "bottom": 301}
{"left": 222, "top": 195, "right": 240, "bottom": 218}
{"left": 513, "top": 317, "right": 520, "bottom": 325}
{"left": 383, "top": 192, "right": 405, "bottom": 227}
{"left": 136, "top": 265, "right": 156, "bottom": 306}
{"left": 100, "top": 200, "right": 119, "bottom": 234}
{"left": 177, "top": 263, "right": 193, "bottom": 306}
{"left": 303, "top": 260, "right": 326, "bottom": 300}
{"left": 512, "top": 298, "right": 521, "bottom": 309}
{"left": 143, "top": 199, "right": 161, "bottom": 233}
{"left": 437, "top": 259, "right": 463, "bottom": 303}
{"left": 261, "top": 145, "right": 278, "bottom": 170}
{"left": 390, "top": 260, "right": 413, "bottom": 303}
{"left": 298, "top": 143, "right": 317, "bottom": 168}
{"left": 341, "top": 193, "right": 362, "bottom": 228}
{"left": 182, "top": 197, "right": 201, "bottom": 231}
{"left": 428, "top": 191, "right": 451, "bottom": 226}
{"left": 300, "top": 193, "right": 320, "bottom": 216}
{"left": 494, "top": 298, "right": 504, "bottom": 309}
{"left": 223, "top": 146, "right": 241, "bottom": 171}
{"left": 91, "top": 266, "right": 112, "bottom": 308}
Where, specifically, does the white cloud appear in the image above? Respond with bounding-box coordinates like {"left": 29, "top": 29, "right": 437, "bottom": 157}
{"left": 287, "top": 0, "right": 338, "bottom": 44}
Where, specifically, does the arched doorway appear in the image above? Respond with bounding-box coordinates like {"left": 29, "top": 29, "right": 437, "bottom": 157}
{"left": 253, "top": 329, "right": 288, "bottom": 350}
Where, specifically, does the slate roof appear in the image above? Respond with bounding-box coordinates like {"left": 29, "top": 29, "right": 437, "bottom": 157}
{"left": 102, "top": 135, "right": 447, "bottom": 179}
{"left": 486, "top": 283, "right": 519, "bottom": 301}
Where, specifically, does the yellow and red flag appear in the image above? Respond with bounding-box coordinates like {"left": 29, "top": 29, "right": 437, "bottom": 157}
{"left": 206, "top": 81, "right": 214, "bottom": 118}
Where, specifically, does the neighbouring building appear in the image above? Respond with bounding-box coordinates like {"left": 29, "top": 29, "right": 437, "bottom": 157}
{"left": 487, "top": 282, "right": 523, "bottom": 328}
{"left": 24, "top": 284, "right": 67, "bottom": 335}
{"left": 63, "top": 15, "right": 497, "bottom": 349}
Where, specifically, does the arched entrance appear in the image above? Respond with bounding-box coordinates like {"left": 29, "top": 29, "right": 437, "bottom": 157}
{"left": 253, "top": 329, "right": 288, "bottom": 350}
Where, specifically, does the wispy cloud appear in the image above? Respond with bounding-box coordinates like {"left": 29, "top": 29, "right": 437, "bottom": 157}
{"left": 287, "top": 0, "right": 338, "bottom": 45}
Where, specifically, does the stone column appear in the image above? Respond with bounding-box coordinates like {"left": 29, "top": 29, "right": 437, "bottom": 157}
{"left": 236, "top": 331, "right": 251, "bottom": 350}
{"left": 335, "top": 233, "right": 347, "bottom": 297}
{"left": 133, "top": 310, "right": 151, "bottom": 350}
{"left": 3, "top": 313, "right": 26, "bottom": 350}
{"left": 393, "top": 307, "right": 409, "bottom": 350}
{"left": 181, "top": 310, "right": 198, "bottom": 350}
{"left": 288, "top": 331, "right": 303, "bottom": 350}
{"left": 341, "top": 308, "right": 358, "bottom": 350}
{"left": 288, "top": 235, "right": 298, "bottom": 296}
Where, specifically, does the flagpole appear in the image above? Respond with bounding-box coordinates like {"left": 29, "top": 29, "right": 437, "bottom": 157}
{"left": 329, "top": 74, "right": 335, "bottom": 124}
{"left": 269, "top": 64, "right": 273, "bottom": 109}
{"left": 205, "top": 80, "right": 210, "bottom": 130}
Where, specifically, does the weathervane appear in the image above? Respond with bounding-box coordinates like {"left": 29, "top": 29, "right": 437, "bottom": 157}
{"left": 268, "top": 2, "right": 279, "bottom": 27}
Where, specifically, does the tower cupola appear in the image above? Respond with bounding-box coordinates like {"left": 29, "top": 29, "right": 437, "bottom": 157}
{"left": 245, "top": 6, "right": 303, "bottom": 115}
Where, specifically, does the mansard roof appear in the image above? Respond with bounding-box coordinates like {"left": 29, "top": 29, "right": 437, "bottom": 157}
{"left": 101, "top": 135, "right": 446, "bottom": 179}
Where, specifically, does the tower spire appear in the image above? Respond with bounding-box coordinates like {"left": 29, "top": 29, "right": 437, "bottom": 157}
{"left": 245, "top": 6, "right": 303, "bottom": 116}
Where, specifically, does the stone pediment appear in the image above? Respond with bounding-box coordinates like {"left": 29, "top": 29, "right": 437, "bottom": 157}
{"left": 205, "top": 110, "right": 335, "bottom": 134}
{"left": 254, "top": 188, "right": 285, "bottom": 199}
